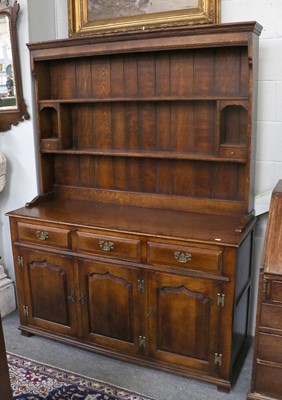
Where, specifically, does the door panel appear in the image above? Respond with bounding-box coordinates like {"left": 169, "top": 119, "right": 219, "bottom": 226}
{"left": 147, "top": 272, "right": 221, "bottom": 374}
{"left": 79, "top": 259, "right": 143, "bottom": 355}
{"left": 20, "top": 248, "right": 77, "bottom": 337}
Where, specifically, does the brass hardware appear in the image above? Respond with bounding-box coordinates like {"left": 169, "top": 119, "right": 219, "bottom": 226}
{"left": 139, "top": 335, "right": 146, "bottom": 349}
{"left": 214, "top": 353, "right": 222, "bottom": 366}
{"left": 174, "top": 252, "right": 192, "bottom": 264}
{"left": 23, "top": 305, "right": 29, "bottom": 317}
{"left": 147, "top": 307, "right": 153, "bottom": 320}
{"left": 36, "top": 230, "right": 49, "bottom": 241}
{"left": 138, "top": 279, "right": 145, "bottom": 293}
{"left": 217, "top": 293, "right": 225, "bottom": 307}
{"left": 67, "top": 290, "right": 75, "bottom": 302}
{"left": 18, "top": 255, "right": 24, "bottom": 268}
{"left": 262, "top": 279, "right": 268, "bottom": 293}
{"left": 78, "top": 293, "right": 84, "bottom": 304}
{"left": 99, "top": 240, "right": 114, "bottom": 252}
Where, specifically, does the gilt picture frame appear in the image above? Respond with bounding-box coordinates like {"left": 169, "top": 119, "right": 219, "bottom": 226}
{"left": 68, "top": 0, "right": 220, "bottom": 37}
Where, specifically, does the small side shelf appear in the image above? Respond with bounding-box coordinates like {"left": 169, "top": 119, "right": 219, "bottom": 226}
{"left": 39, "top": 105, "right": 58, "bottom": 140}
{"left": 219, "top": 100, "right": 248, "bottom": 146}
{"left": 39, "top": 103, "right": 73, "bottom": 150}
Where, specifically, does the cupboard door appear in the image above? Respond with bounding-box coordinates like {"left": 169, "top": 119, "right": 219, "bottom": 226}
{"left": 20, "top": 248, "right": 77, "bottom": 337}
{"left": 147, "top": 272, "right": 221, "bottom": 374}
{"left": 79, "top": 259, "right": 143, "bottom": 355}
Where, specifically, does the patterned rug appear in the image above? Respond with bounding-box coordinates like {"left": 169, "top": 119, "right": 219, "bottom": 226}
{"left": 7, "top": 352, "right": 155, "bottom": 400}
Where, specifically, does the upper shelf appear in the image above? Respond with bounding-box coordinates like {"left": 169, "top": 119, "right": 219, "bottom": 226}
{"left": 38, "top": 97, "right": 249, "bottom": 105}
{"left": 39, "top": 145, "right": 248, "bottom": 163}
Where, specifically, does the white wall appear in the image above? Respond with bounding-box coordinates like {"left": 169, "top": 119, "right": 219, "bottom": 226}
{"left": 0, "top": 0, "right": 68, "bottom": 282}
{"left": 221, "top": 0, "right": 282, "bottom": 331}
{"left": 0, "top": 1, "right": 281, "bottom": 331}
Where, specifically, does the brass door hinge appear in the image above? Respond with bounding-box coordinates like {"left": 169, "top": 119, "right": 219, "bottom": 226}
{"left": 138, "top": 279, "right": 145, "bottom": 293}
{"left": 18, "top": 256, "right": 24, "bottom": 268}
{"left": 262, "top": 279, "right": 268, "bottom": 293}
{"left": 217, "top": 293, "right": 225, "bottom": 307}
{"left": 67, "top": 290, "right": 75, "bottom": 302}
{"left": 23, "top": 305, "right": 29, "bottom": 317}
{"left": 147, "top": 306, "right": 153, "bottom": 320}
{"left": 139, "top": 335, "right": 146, "bottom": 349}
{"left": 78, "top": 292, "right": 84, "bottom": 304}
{"left": 214, "top": 352, "right": 222, "bottom": 366}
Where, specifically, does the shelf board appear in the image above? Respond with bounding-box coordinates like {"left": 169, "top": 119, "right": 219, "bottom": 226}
{"left": 38, "top": 96, "right": 249, "bottom": 105}
{"left": 40, "top": 147, "right": 247, "bottom": 163}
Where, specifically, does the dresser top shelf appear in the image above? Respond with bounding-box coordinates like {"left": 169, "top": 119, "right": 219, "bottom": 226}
{"left": 7, "top": 197, "right": 255, "bottom": 247}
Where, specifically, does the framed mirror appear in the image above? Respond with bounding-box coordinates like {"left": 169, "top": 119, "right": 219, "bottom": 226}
{"left": 0, "top": 0, "right": 29, "bottom": 131}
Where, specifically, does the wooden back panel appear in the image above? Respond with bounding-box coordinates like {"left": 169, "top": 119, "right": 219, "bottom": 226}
{"left": 29, "top": 22, "right": 262, "bottom": 218}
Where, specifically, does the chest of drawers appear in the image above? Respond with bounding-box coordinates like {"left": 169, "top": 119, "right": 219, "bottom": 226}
{"left": 248, "top": 181, "right": 282, "bottom": 400}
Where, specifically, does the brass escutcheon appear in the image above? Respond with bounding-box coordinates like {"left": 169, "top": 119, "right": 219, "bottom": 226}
{"left": 99, "top": 240, "right": 114, "bottom": 252}
{"left": 174, "top": 251, "right": 192, "bottom": 263}
{"left": 35, "top": 230, "right": 49, "bottom": 241}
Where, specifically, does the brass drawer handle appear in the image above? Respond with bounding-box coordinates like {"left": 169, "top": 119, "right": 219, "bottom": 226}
{"left": 174, "top": 251, "right": 192, "bottom": 263}
{"left": 35, "top": 230, "right": 49, "bottom": 241}
{"left": 99, "top": 240, "right": 114, "bottom": 252}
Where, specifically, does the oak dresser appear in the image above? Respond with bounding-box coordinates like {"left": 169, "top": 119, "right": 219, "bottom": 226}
{"left": 8, "top": 21, "right": 262, "bottom": 391}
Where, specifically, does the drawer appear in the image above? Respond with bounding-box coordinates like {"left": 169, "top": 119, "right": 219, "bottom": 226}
{"left": 255, "top": 362, "right": 282, "bottom": 399}
{"left": 76, "top": 232, "right": 141, "bottom": 261}
{"left": 267, "top": 279, "right": 282, "bottom": 303}
{"left": 17, "top": 222, "right": 71, "bottom": 249}
{"left": 258, "top": 333, "right": 282, "bottom": 364}
{"left": 41, "top": 138, "right": 59, "bottom": 150}
{"left": 147, "top": 242, "right": 222, "bottom": 273}
{"left": 261, "top": 303, "right": 282, "bottom": 332}
{"left": 219, "top": 145, "right": 247, "bottom": 160}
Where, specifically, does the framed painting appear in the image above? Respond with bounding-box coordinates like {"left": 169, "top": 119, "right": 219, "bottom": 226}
{"left": 68, "top": 0, "right": 220, "bottom": 36}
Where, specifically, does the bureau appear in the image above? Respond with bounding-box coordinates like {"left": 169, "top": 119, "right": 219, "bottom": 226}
{"left": 247, "top": 180, "right": 282, "bottom": 400}
{"left": 8, "top": 21, "right": 262, "bottom": 392}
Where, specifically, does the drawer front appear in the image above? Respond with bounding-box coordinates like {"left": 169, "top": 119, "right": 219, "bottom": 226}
{"left": 267, "top": 279, "right": 282, "bottom": 303}
{"left": 258, "top": 333, "right": 282, "bottom": 364}
{"left": 76, "top": 232, "right": 141, "bottom": 261}
{"left": 17, "top": 222, "right": 71, "bottom": 249}
{"left": 261, "top": 303, "right": 282, "bottom": 332}
{"left": 147, "top": 242, "right": 222, "bottom": 273}
{"left": 255, "top": 363, "right": 282, "bottom": 399}
{"left": 41, "top": 138, "right": 59, "bottom": 151}
{"left": 219, "top": 146, "right": 247, "bottom": 160}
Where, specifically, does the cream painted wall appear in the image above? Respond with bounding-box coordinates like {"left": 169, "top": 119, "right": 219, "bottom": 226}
{"left": 0, "top": 1, "right": 281, "bottom": 333}
{"left": 0, "top": 0, "right": 68, "bottom": 282}
{"left": 221, "top": 0, "right": 282, "bottom": 331}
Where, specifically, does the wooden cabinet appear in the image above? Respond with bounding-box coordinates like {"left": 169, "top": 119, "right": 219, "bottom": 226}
{"left": 247, "top": 180, "right": 282, "bottom": 400}
{"left": 78, "top": 258, "right": 143, "bottom": 355}
{"left": 147, "top": 271, "right": 221, "bottom": 375}
{"left": 7, "top": 21, "right": 262, "bottom": 392}
{"left": 18, "top": 248, "right": 77, "bottom": 338}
